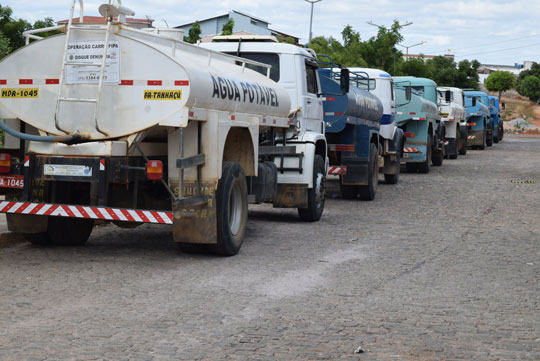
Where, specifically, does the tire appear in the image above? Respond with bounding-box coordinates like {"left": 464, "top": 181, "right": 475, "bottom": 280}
{"left": 450, "top": 128, "right": 459, "bottom": 159}
{"left": 359, "top": 143, "right": 378, "bottom": 201}
{"left": 486, "top": 131, "right": 493, "bottom": 147}
{"left": 459, "top": 129, "right": 467, "bottom": 155}
{"left": 384, "top": 152, "right": 400, "bottom": 185}
{"left": 208, "top": 162, "right": 248, "bottom": 256}
{"left": 298, "top": 155, "right": 326, "bottom": 221}
{"left": 340, "top": 183, "right": 358, "bottom": 199}
{"left": 48, "top": 217, "right": 94, "bottom": 246}
{"left": 478, "top": 129, "right": 486, "bottom": 150}
{"left": 406, "top": 162, "right": 417, "bottom": 173}
{"left": 417, "top": 134, "right": 431, "bottom": 174}
{"left": 499, "top": 125, "right": 504, "bottom": 141}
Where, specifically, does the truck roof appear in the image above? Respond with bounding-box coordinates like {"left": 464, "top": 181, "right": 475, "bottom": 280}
{"left": 393, "top": 76, "right": 437, "bottom": 87}
{"left": 437, "top": 86, "right": 462, "bottom": 92}
{"left": 464, "top": 90, "right": 487, "bottom": 97}
{"left": 200, "top": 41, "right": 315, "bottom": 58}
{"left": 346, "top": 67, "right": 391, "bottom": 80}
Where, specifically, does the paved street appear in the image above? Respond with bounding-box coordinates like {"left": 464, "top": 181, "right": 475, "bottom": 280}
{"left": 1, "top": 134, "right": 539, "bottom": 360}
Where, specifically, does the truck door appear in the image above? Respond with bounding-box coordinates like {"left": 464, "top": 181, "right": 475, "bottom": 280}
{"left": 303, "top": 59, "right": 323, "bottom": 133}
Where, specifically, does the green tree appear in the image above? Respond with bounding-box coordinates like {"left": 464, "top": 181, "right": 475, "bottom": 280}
{"left": 32, "top": 17, "right": 61, "bottom": 38}
{"left": 0, "top": 5, "right": 31, "bottom": 50}
{"left": 184, "top": 21, "right": 201, "bottom": 44}
{"left": 425, "top": 56, "right": 458, "bottom": 86}
{"left": 516, "top": 62, "right": 540, "bottom": 97}
{"left": 0, "top": 31, "right": 11, "bottom": 59}
{"left": 484, "top": 71, "right": 515, "bottom": 100}
{"left": 454, "top": 59, "right": 480, "bottom": 89}
{"left": 221, "top": 18, "right": 234, "bottom": 36}
{"left": 399, "top": 57, "right": 430, "bottom": 78}
{"left": 360, "top": 20, "right": 403, "bottom": 73}
{"left": 519, "top": 75, "right": 540, "bottom": 102}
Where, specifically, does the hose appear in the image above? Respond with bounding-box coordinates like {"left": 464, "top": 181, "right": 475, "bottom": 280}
{"left": 0, "top": 120, "right": 90, "bottom": 145}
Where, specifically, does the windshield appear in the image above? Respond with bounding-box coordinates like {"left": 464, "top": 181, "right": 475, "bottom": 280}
{"left": 225, "top": 52, "right": 280, "bottom": 82}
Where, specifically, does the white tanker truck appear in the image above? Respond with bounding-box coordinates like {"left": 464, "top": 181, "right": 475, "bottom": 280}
{"left": 0, "top": 1, "right": 335, "bottom": 255}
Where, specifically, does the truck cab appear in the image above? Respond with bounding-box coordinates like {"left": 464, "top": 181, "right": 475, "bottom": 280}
{"left": 464, "top": 91, "right": 492, "bottom": 150}
{"left": 347, "top": 67, "right": 403, "bottom": 184}
{"left": 201, "top": 37, "right": 328, "bottom": 213}
{"left": 318, "top": 66, "right": 382, "bottom": 200}
{"left": 393, "top": 76, "right": 444, "bottom": 172}
{"left": 437, "top": 86, "right": 467, "bottom": 158}
{"left": 488, "top": 95, "right": 503, "bottom": 143}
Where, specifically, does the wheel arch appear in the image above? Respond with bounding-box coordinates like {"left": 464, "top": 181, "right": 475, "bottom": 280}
{"left": 222, "top": 127, "right": 255, "bottom": 176}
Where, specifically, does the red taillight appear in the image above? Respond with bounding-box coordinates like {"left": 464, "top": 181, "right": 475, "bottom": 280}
{"left": 469, "top": 122, "right": 476, "bottom": 126}
{"left": 146, "top": 160, "right": 163, "bottom": 180}
{"left": 0, "top": 154, "right": 11, "bottom": 173}
{"left": 404, "top": 132, "right": 416, "bottom": 138}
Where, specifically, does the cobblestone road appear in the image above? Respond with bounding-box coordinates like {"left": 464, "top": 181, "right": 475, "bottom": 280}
{"left": 1, "top": 134, "right": 539, "bottom": 360}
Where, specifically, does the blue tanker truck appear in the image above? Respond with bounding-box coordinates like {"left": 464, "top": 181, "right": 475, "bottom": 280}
{"left": 488, "top": 95, "right": 504, "bottom": 143}
{"left": 464, "top": 91, "right": 492, "bottom": 150}
{"left": 318, "top": 68, "right": 384, "bottom": 200}
{"left": 393, "top": 77, "right": 444, "bottom": 173}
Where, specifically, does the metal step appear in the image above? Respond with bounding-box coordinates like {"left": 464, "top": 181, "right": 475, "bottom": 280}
{"left": 58, "top": 97, "right": 97, "bottom": 103}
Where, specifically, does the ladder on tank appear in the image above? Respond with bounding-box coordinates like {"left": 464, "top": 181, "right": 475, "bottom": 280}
{"left": 55, "top": 0, "right": 121, "bottom": 136}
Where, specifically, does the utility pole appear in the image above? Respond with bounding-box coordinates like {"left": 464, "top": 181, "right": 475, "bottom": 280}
{"left": 397, "top": 41, "right": 427, "bottom": 61}
{"left": 305, "top": 0, "right": 322, "bottom": 44}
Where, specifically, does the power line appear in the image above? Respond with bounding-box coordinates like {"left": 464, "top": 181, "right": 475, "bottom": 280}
{"left": 454, "top": 42, "right": 540, "bottom": 58}
{"left": 433, "top": 33, "right": 540, "bottom": 54}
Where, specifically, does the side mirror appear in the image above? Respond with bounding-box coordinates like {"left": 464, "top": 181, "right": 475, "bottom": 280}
{"left": 501, "top": 102, "right": 506, "bottom": 110}
{"left": 445, "top": 90, "right": 451, "bottom": 103}
{"left": 340, "top": 68, "right": 350, "bottom": 94}
{"left": 405, "top": 87, "right": 412, "bottom": 101}
{"left": 472, "top": 97, "right": 477, "bottom": 107}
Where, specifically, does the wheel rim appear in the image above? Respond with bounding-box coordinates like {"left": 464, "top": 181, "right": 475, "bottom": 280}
{"left": 314, "top": 171, "right": 325, "bottom": 209}
{"left": 228, "top": 181, "right": 243, "bottom": 236}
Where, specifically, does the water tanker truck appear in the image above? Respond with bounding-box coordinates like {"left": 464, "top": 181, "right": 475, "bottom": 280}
{"left": 437, "top": 86, "right": 467, "bottom": 158}
{"left": 488, "top": 95, "right": 504, "bottom": 143}
{"left": 464, "top": 91, "right": 492, "bottom": 150}
{"left": 0, "top": 1, "right": 330, "bottom": 255}
{"left": 393, "top": 77, "right": 444, "bottom": 173}
{"left": 317, "top": 67, "right": 383, "bottom": 200}
{"left": 347, "top": 67, "right": 403, "bottom": 185}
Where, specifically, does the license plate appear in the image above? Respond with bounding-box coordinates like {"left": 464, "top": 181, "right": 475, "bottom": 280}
{"left": 0, "top": 175, "right": 24, "bottom": 189}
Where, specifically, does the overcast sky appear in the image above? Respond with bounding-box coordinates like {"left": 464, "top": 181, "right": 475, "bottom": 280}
{"left": 4, "top": 0, "right": 540, "bottom": 66}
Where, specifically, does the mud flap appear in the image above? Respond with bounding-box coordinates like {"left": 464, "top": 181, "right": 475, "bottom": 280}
{"left": 341, "top": 163, "right": 369, "bottom": 185}
{"left": 273, "top": 184, "right": 308, "bottom": 208}
{"left": 383, "top": 154, "right": 400, "bottom": 175}
{"left": 7, "top": 214, "right": 48, "bottom": 233}
{"left": 172, "top": 181, "right": 218, "bottom": 244}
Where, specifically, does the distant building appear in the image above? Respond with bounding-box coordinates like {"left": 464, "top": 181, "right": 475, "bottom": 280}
{"left": 57, "top": 16, "right": 153, "bottom": 29}
{"left": 478, "top": 62, "right": 532, "bottom": 83}
{"left": 176, "top": 10, "right": 299, "bottom": 44}
{"left": 403, "top": 53, "right": 455, "bottom": 61}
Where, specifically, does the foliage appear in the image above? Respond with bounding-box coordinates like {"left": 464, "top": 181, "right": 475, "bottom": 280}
{"left": 518, "top": 75, "right": 540, "bottom": 102}
{"left": 516, "top": 62, "right": 540, "bottom": 100}
{"left": 399, "top": 57, "right": 430, "bottom": 78}
{"left": 0, "top": 31, "right": 11, "bottom": 59}
{"left": 359, "top": 20, "right": 403, "bottom": 73}
{"left": 0, "top": 5, "right": 31, "bottom": 50}
{"left": 184, "top": 21, "right": 201, "bottom": 44}
{"left": 31, "top": 17, "right": 61, "bottom": 38}
{"left": 484, "top": 71, "right": 515, "bottom": 99}
{"left": 221, "top": 18, "right": 234, "bottom": 36}
{"left": 278, "top": 36, "right": 296, "bottom": 44}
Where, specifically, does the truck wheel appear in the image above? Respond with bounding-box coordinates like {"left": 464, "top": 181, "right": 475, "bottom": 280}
{"left": 48, "top": 217, "right": 94, "bottom": 246}
{"left": 499, "top": 125, "right": 504, "bottom": 141}
{"left": 340, "top": 183, "right": 358, "bottom": 199}
{"left": 209, "top": 162, "right": 248, "bottom": 256}
{"left": 493, "top": 127, "right": 499, "bottom": 143}
{"left": 384, "top": 153, "right": 400, "bottom": 184}
{"left": 298, "top": 155, "right": 326, "bottom": 221}
{"left": 418, "top": 135, "right": 431, "bottom": 174}
{"left": 359, "top": 143, "right": 378, "bottom": 201}
{"left": 486, "top": 130, "right": 493, "bottom": 147}
{"left": 478, "top": 129, "right": 486, "bottom": 150}
{"left": 406, "top": 162, "right": 417, "bottom": 173}
{"left": 450, "top": 128, "right": 459, "bottom": 159}
{"left": 459, "top": 144, "right": 467, "bottom": 155}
